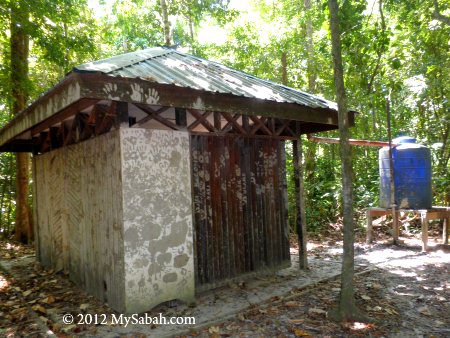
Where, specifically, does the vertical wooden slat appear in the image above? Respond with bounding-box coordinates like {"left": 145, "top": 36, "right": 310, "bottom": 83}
{"left": 249, "top": 139, "right": 259, "bottom": 269}
{"left": 279, "top": 141, "right": 290, "bottom": 260}
{"left": 272, "top": 139, "right": 280, "bottom": 262}
{"left": 211, "top": 137, "right": 223, "bottom": 280}
{"left": 204, "top": 137, "right": 214, "bottom": 283}
{"left": 192, "top": 135, "right": 291, "bottom": 287}
{"left": 240, "top": 138, "right": 251, "bottom": 271}
{"left": 226, "top": 136, "right": 236, "bottom": 276}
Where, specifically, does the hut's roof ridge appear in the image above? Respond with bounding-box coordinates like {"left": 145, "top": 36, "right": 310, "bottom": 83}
{"left": 74, "top": 47, "right": 337, "bottom": 111}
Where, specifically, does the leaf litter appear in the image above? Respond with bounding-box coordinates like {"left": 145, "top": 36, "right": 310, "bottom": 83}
{"left": 0, "top": 225, "right": 449, "bottom": 337}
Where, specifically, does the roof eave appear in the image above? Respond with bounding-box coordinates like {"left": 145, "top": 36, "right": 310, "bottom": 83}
{"left": 0, "top": 72, "right": 349, "bottom": 150}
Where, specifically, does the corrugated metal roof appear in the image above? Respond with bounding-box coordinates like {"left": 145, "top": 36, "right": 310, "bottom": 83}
{"left": 74, "top": 47, "right": 337, "bottom": 111}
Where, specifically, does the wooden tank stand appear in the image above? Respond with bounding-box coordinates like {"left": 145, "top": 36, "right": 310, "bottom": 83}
{"left": 366, "top": 207, "right": 450, "bottom": 251}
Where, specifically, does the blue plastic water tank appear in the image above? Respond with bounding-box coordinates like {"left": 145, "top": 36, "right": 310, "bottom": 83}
{"left": 379, "top": 136, "right": 432, "bottom": 209}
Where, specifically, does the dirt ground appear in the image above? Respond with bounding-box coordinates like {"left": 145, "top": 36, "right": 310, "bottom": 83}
{"left": 0, "top": 222, "right": 449, "bottom": 337}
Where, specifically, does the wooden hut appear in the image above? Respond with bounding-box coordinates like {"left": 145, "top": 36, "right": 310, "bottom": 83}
{"left": 0, "top": 48, "right": 354, "bottom": 313}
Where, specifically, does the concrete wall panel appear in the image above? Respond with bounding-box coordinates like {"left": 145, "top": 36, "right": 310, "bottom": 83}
{"left": 120, "top": 128, "right": 194, "bottom": 313}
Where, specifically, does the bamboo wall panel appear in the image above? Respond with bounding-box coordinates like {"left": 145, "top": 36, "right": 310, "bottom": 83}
{"left": 191, "top": 135, "right": 290, "bottom": 287}
{"left": 33, "top": 130, "right": 125, "bottom": 311}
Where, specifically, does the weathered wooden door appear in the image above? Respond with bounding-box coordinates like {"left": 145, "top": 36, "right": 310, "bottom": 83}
{"left": 191, "top": 135, "right": 290, "bottom": 288}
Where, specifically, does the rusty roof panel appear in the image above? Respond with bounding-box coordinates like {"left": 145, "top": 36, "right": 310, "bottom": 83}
{"left": 74, "top": 47, "right": 337, "bottom": 111}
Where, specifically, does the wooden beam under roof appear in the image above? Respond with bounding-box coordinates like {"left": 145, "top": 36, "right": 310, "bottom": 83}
{"left": 78, "top": 73, "right": 350, "bottom": 127}
{"left": 0, "top": 72, "right": 355, "bottom": 151}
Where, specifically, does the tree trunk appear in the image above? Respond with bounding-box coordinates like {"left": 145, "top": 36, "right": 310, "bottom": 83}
{"left": 327, "top": 0, "right": 368, "bottom": 322}
{"left": 303, "top": 0, "right": 318, "bottom": 187}
{"left": 293, "top": 139, "right": 308, "bottom": 269}
{"left": 160, "top": 0, "right": 171, "bottom": 46}
{"left": 11, "top": 1, "right": 33, "bottom": 243}
{"left": 281, "top": 51, "right": 288, "bottom": 85}
{"left": 304, "top": 0, "right": 316, "bottom": 93}
{"left": 433, "top": 0, "right": 450, "bottom": 26}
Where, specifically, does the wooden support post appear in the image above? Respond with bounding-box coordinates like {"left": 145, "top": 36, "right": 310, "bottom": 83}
{"left": 175, "top": 108, "right": 187, "bottom": 127}
{"left": 242, "top": 115, "right": 249, "bottom": 132}
{"left": 392, "top": 209, "right": 399, "bottom": 244}
{"left": 420, "top": 211, "right": 428, "bottom": 252}
{"left": 213, "top": 112, "right": 221, "bottom": 131}
{"left": 443, "top": 217, "right": 449, "bottom": 245}
{"left": 116, "top": 101, "right": 129, "bottom": 128}
{"left": 293, "top": 138, "right": 308, "bottom": 269}
{"left": 366, "top": 209, "right": 373, "bottom": 243}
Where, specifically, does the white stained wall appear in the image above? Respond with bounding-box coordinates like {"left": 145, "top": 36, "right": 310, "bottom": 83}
{"left": 120, "top": 128, "right": 195, "bottom": 313}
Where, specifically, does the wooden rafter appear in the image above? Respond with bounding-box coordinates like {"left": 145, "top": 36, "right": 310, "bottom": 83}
{"left": 188, "top": 110, "right": 214, "bottom": 132}
{"left": 221, "top": 112, "right": 246, "bottom": 135}
{"left": 30, "top": 99, "right": 306, "bottom": 154}
{"left": 135, "top": 104, "right": 180, "bottom": 130}
{"left": 32, "top": 100, "right": 120, "bottom": 154}
{"left": 249, "top": 116, "right": 272, "bottom": 136}
{"left": 275, "top": 119, "right": 295, "bottom": 136}
{"left": 78, "top": 112, "right": 93, "bottom": 141}
{"left": 31, "top": 98, "right": 100, "bottom": 137}
{"left": 63, "top": 119, "right": 77, "bottom": 147}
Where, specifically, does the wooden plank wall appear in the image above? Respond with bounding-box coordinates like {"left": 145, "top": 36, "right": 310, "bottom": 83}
{"left": 33, "top": 130, "right": 125, "bottom": 311}
{"left": 191, "top": 135, "right": 290, "bottom": 287}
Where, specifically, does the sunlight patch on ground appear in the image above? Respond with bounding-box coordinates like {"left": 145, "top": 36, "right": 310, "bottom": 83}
{"left": 390, "top": 269, "right": 417, "bottom": 277}
{"left": 327, "top": 248, "right": 343, "bottom": 255}
{"left": 350, "top": 322, "right": 371, "bottom": 330}
{"left": 359, "top": 245, "right": 449, "bottom": 272}
{"left": 0, "top": 274, "right": 9, "bottom": 290}
{"left": 5, "top": 242, "right": 20, "bottom": 252}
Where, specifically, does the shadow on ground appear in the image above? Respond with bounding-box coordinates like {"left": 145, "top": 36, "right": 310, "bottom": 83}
{"left": 0, "top": 234, "right": 449, "bottom": 337}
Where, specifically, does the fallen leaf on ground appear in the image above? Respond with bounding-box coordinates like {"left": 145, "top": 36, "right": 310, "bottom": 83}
{"left": 293, "top": 328, "right": 311, "bottom": 337}
{"left": 285, "top": 301, "right": 299, "bottom": 308}
{"left": 308, "top": 308, "right": 327, "bottom": 315}
{"left": 62, "top": 324, "right": 76, "bottom": 333}
{"left": 22, "top": 290, "right": 32, "bottom": 297}
{"left": 418, "top": 306, "right": 431, "bottom": 316}
{"left": 372, "top": 283, "right": 382, "bottom": 289}
{"left": 43, "top": 295, "right": 56, "bottom": 304}
{"left": 208, "top": 326, "right": 220, "bottom": 334}
{"left": 32, "top": 304, "right": 47, "bottom": 314}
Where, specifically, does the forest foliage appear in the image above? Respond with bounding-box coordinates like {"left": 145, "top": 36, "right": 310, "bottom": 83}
{"left": 0, "top": 0, "right": 449, "bottom": 237}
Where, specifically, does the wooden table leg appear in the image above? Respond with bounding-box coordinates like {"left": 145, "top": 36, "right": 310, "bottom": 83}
{"left": 443, "top": 218, "right": 449, "bottom": 245}
{"left": 393, "top": 209, "right": 399, "bottom": 245}
{"left": 366, "top": 209, "right": 373, "bottom": 244}
{"left": 421, "top": 211, "right": 428, "bottom": 252}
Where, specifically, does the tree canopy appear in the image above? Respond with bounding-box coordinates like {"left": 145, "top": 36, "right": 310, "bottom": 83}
{"left": 0, "top": 0, "right": 449, "bottom": 238}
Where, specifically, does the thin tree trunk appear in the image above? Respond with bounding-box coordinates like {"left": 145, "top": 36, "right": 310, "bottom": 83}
{"left": 160, "top": 0, "right": 171, "bottom": 46}
{"left": 386, "top": 97, "right": 399, "bottom": 243}
{"left": 281, "top": 51, "right": 288, "bottom": 85}
{"left": 304, "top": 0, "right": 316, "bottom": 93}
{"left": 188, "top": 14, "right": 195, "bottom": 54}
{"left": 293, "top": 139, "right": 308, "bottom": 269}
{"left": 328, "top": 0, "right": 368, "bottom": 322}
{"left": 303, "top": 0, "right": 318, "bottom": 188}
{"left": 11, "top": 1, "right": 33, "bottom": 243}
{"left": 0, "top": 154, "right": 14, "bottom": 238}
